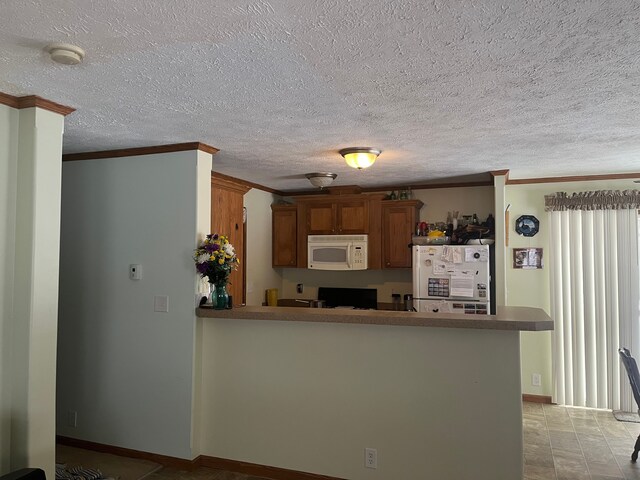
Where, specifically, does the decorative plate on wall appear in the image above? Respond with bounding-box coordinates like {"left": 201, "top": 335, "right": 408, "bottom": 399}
{"left": 515, "top": 215, "right": 539, "bottom": 237}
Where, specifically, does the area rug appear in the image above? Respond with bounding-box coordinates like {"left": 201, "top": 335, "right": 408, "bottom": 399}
{"left": 56, "top": 445, "right": 161, "bottom": 480}
{"left": 613, "top": 410, "right": 640, "bottom": 423}
{"left": 56, "top": 464, "right": 111, "bottom": 480}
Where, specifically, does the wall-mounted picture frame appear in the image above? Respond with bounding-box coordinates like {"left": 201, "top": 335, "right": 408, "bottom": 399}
{"left": 513, "top": 248, "right": 543, "bottom": 269}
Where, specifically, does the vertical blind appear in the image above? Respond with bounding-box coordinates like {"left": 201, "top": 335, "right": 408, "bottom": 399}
{"left": 546, "top": 191, "right": 640, "bottom": 411}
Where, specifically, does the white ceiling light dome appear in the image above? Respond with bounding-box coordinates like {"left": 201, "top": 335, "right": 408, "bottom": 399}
{"left": 45, "top": 43, "right": 86, "bottom": 65}
{"left": 305, "top": 172, "right": 337, "bottom": 189}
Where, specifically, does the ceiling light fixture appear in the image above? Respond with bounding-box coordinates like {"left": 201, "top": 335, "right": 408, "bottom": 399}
{"left": 339, "top": 147, "right": 381, "bottom": 169}
{"left": 305, "top": 172, "right": 337, "bottom": 189}
{"left": 45, "top": 43, "right": 85, "bottom": 65}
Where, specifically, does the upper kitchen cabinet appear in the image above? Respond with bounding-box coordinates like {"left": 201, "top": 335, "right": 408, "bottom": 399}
{"left": 382, "top": 199, "right": 424, "bottom": 268}
{"left": 211, "top": 174, "right": 251, "bottom": 304}
{"left": 271, "top": 204, "right": 297, "bottom": 267}
{"left": 304, "top": 197, "right": 369, "bottom": 235}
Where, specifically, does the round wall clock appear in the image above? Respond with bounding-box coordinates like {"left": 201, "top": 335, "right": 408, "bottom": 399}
{"left": 515, "top": 215, "right": 539, "bottom": 237}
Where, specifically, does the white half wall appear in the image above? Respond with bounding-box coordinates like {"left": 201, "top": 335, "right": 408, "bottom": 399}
{"left": 200, "top": 317, "right": 523, "bottom": 480}
{"left": 57, "top": 150, "right": 212, "bottom": 459}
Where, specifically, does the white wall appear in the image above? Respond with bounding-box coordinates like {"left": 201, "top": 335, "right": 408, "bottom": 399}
{"left": 200, "top": 318, "right": 523, "bottom": 480}
{"left": 244, "top": 189, "right": 283, "bottom": 306}
{"left": 506, "top": 178, "right": 639, "bottom": 397}
{"left": 0, "top": 104, "right": 65, "bottom": 478}
{"left": 0, "top": 104, "right": 18, "bottom": 476}
{"left": 57, "top": 150, "right": 212, "bottom": 459}
{"left": 279, "top": 186, "right": 494, "bottom": 299}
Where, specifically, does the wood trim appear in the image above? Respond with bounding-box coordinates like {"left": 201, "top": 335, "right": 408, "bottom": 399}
{"left": 285, "top": 180, "right": 494, "bottom": 197}
{"left": 55, "top": 436, "right": 199, "bottom": 470}
{"left": 522, "top": 394, "right": 553, "bottom": 404}
{"left": 211, "top": 174, "right": 252, "bottom": 195}
{"left": 506, "top": 172, "right": 640, "bottom": 185}
{"left": 200, "top": 455, "right": 347, "bottom": 480}
{"left": 490, "top": 169, "right": 510, "bottom": 178}
{"left": 62, "top": 142, "right": 219, "bottom": 162}
{"left": 211, "top": 171, "right": 282, "bottom": 194}
{"left": 56, "top": 437, "right": 347, "bottom": 479}
{"left": 0, "top": 92, "right": 75, "bottom": 116}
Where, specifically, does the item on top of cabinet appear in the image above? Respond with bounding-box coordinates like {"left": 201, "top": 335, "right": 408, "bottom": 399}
{"left": 389, "top": 191, "right": 397, "bottom": 200}
{"left": 399, "top": 189, "right": 409, "bottom": 200}
{"left": 485, "top": 213, "right": 495, "bottom": 232}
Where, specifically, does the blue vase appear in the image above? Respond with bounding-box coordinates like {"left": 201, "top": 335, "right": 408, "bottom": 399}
{"left": 214, "top": 283, "right": 229, "bottom": 310}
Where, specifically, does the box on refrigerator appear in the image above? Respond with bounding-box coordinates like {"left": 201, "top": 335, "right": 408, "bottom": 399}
{"left": 412, "top": 245, "right": 492, "bottom": 315}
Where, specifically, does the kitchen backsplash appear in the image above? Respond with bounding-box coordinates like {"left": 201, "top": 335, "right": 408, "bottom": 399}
{"left": 280, "top": 268, "right": 413, "bottom": 303}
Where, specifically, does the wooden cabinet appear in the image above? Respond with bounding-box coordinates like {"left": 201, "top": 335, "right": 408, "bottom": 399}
{"left": 211, "top": 174, "right": 250, "bottom": 304}
{"left": 271, "top": 204, "right": 297, "bottom": 267}
{"left": 306, "top": 198, "right": 369, "bottom": 234}
{"left": 270, "top": 193, "right": 386, "bottom": 269}
{"left": 382, "top": 200, "right": 423, "bottom": 268}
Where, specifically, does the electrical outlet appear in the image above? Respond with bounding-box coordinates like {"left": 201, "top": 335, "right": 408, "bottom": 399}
{"left": 532, "top": 373, "right": 542, "bottom": 387}
{"left": 296, "top": 283, "right": 303, "bottom": 294}
{"left": 364, "top": 448, "right": 377, "bottom": 469}
{"left": 67, "top": 410, "right": 77, "bottom": 428}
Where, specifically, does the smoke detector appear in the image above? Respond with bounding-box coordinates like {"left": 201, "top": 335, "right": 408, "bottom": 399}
{"left": 45, "top": 43, "right": 85, "bottom": 65}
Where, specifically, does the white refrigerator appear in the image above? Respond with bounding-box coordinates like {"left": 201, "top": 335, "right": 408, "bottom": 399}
{"left": 412, "top": 245, "right": 491, "bottom": 315}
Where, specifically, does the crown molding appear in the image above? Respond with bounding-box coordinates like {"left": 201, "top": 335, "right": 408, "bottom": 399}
{"left": 0, "top": 91, "right": 75, "bottom": 116}
{"left": 62, "top": 142, "right": 219, "bottom": 162}
{"left": 211, "top": 171, "right": 282, "bottom": 195}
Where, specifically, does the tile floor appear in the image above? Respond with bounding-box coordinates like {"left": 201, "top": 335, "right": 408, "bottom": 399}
{"left": 524, "top": 402, "right": 640, "bottom": 480}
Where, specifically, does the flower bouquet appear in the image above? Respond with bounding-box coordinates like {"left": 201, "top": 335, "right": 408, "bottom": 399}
{"left": 194, "top": 234, "right": 239, "bottom": 308}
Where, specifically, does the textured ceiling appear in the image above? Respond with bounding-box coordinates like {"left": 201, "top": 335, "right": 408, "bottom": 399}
{"left": 2, "top": 0, "right": 640, "bottom": 191}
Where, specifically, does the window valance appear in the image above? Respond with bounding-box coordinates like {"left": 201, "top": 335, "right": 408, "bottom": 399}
{"left": 544, "top": 190, "right": 640, "bottom": 211}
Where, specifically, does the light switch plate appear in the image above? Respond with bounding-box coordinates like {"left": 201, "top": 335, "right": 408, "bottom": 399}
{"left": 154, "top": 295, "right": 169, "bottom": 312}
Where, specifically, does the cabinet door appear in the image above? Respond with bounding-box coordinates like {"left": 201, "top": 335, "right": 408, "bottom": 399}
{"left": 337, "top": 200, "right": 368, "bottom": 234}
{"left": 307, "top": 202, "right": 335, "bottom": 234}
{"left": 272, "top": 206, "right": 297, "bottom": 267}
{"left": 383, "top": 204, "right": 416, "bottom": 268}
{"left": 211, "top": 176, "right": 250, "bottom": 304}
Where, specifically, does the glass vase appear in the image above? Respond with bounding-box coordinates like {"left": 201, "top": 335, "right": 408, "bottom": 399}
{"left": 206, "top": 282, "right": 216, "bottom": 307}
{"left": 214, "top": 283, "right": 229, "bottom": 310}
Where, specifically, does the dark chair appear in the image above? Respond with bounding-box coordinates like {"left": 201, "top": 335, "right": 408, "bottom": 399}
{"left": 618, "top": 348, "right": 640, "bottom": 462}
{"left": 0, "top": 469, "right": 46, "bottom": 480}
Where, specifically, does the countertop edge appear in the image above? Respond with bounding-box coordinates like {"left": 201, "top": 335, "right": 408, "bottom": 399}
{"left": 196, "top": 305, "right": 554, "bottom": 332}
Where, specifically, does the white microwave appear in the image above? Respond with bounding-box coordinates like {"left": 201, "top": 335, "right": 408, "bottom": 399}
{"left": 307, "top": 235, "right": 368, "bottom": 270}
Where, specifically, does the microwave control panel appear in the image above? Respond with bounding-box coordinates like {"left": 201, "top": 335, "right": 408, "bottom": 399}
{"left": 353, "top": 246, "right": 366, "bottom": 269}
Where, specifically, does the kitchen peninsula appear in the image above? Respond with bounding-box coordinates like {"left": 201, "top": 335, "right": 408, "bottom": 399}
{"left": 196, "top": 306, "right": 552, "bottom": 480}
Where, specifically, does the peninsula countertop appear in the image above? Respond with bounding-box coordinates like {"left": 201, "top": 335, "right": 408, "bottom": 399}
{"left": 196, "top": 305, "right": 553, "bottom": 331}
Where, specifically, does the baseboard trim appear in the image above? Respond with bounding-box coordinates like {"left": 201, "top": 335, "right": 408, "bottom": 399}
{"left": 56, "top": 436, "right": 199, "bottom": 470}
{"left": 56, "top": 437, "right": 346, "bottom": 479}
{"left": 523, "top": 394, "right": 553, "bottom": 404}
{"left": 200, "top": 456, "right": 346, "bottom": 480}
